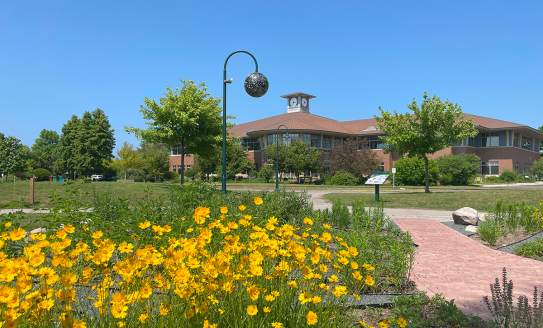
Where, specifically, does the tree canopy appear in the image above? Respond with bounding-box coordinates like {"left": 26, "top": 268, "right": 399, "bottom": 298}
{"left": 125, "top": 79, "right": 222, "bottom": 184}
{"left": 0, "top": 133, "right": 28, "bottom": 179}
{"left": 31, "top": 129, "right": 59, "bottom": 171}
{"left": 106, "top": 141, "right": 145, "bottom": 180}
{"left": 330, "top": 137, "right": 380, "bottom": 180}
{"left": 195, "top": 138, "right": 253, "bottom": 181}
{"left": 374, "top": 92, "right": 478, "bottom": 193}
{"left": 265, "top": 140, "right": 322, "bottom": 182}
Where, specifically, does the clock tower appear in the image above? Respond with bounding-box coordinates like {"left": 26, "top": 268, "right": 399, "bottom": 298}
{"left": 280, "top": 92, "right": 316, "bottom": 113}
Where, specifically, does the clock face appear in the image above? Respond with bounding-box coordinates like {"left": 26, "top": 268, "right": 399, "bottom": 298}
{"left": 301, "top": 98, "right": 308, "bottom": 107}
{"left": 290, "top": 97, "right": 298, "bottom": 107}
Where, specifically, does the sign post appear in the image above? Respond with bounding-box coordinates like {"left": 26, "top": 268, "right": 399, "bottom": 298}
{"left": 392, "top": 168, "right": 396, "bottom": 189}
{"left": 365, "top": 171, "right": 390, "bottom": 202}
{"left": 30, "top": 177, "right": 34, "bottom": 205}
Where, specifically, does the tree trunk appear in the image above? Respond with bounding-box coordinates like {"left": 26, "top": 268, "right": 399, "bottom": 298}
{"left": 424, "top": 155, "right": 430, "bottom": 193}
{"left": 180, "top": 140, "right": 185, "bottom": 184}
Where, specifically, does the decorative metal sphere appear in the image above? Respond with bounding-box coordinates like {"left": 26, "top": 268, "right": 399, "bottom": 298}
{"left": 244, "top": 72, "right": 269, "bottom": 98}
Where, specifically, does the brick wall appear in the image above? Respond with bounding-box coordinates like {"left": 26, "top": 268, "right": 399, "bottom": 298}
{"left": 169, "top": 155, "right": 195, "bottom": 171}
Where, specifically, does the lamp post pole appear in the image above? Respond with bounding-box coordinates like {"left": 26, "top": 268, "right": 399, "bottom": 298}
{"left": 275, "top": 125, "right": 290, "bottom": 192}
{"left": 222, "top": 51, "right": 268, "bottom": 194}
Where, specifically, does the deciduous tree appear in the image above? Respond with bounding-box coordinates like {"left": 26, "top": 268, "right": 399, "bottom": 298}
{"left": 330, "top": 137, "right": 380, "bottom": 180}
{"left": 106, "top": 141, "right": 145, "bottom": 180}
{"left": 125, "top": 80, "right": 222, "bottom": 184}
{"left": 0, "top": 133, "right": 28, "bottom": 180}
{"left": 31, "top": 129, "right": 59, "bottom": 171}
{"left": 374, "top": 92, "right": 478, "bottom": 193}
{"left": 140, "top": 142, "right": 170, "bottom": 182}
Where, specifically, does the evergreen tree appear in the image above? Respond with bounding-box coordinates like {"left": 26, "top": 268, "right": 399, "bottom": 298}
{"left": 55, "top": 115, "right": 81, "bottom": 178}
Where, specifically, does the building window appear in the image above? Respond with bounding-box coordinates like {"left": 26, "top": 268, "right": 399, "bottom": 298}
{"left": 368, "top": 136, "right": 384, "bottom": 149}
{"left": 468, "top": 137, "right": 474, "bottom": 146}
{"left": 524, "top": 163, "right": 531, "bottom": 173}
{"left": 323, "top": 149, "right": 331, "bottom": 161}
{"left": 521, "top": 135, "right": 531, "bottom": 150}
{"left": 323, "top": 164, "right": 330, "bottom": 173}
{"left": 333, "top": 137, "right": 342, "bottom": 148}
{"left": 515, "top": 162, "right": 519, "bottom": 173}
{"left": 302, "top": 134, "right": 311, "bottom": 144}
{"left": 284, "top": 133, "right": 299, "bottom": 146}
{"left": 513, "top": 133, "right": 519, "bottom": 147}
{"left": 267, "top": 134, "right": 278, "bottom": 146}
{"left": 322, "top": 135, "right": 332, "bottom": 149}
{"left": 379, "top": 163, "right": 385, "bottom": 171}
{"left": 481, "top": 161, "right": 499, "bottom": 175}
{"left": 481, "top": 132, "right": 499, "bottom": 147}
{"left": 241, "top": 138, "right": 261, "bottom": 150}
{"left": 172, "top": 165, "right": 177, "bottom": 172}
{"left": 186, "top": 165, "right": 190, "bottom": 170}
{"left": 310, "top": 134, "right": 319, "bottom": 148}
{"left": 171, "top": 144, "right": 182, "bottom": 155}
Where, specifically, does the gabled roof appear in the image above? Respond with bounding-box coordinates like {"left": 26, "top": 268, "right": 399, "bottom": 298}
{"left": 229, "top": 112, "right": 355, "bottom": 138}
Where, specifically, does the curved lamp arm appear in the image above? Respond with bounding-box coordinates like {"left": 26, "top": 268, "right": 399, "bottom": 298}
{"left": 224, "top": 50, "right": 259, "bottom": 72}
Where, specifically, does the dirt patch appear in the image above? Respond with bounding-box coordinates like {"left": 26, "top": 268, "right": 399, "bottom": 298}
{"left": 469, "top": 227, "right": 540, "bottom": 249}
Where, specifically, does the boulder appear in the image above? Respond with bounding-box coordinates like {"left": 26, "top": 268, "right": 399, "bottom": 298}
{"left": 452, "top": 207, "right": 479, "bottom": 225}
{"left": 466, "top": 225, "right": 478, "bottom": 233}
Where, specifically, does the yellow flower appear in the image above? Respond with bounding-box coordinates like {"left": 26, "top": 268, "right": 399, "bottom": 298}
{"left": 303, "top": 217, "right": 313, "bottom": 225}
{"left": 139, "top": 221, "right": 151, "bottom": 229}
{"left": 73, "top": 320, "right": 87, "bottom": 328}
{"left": 365, "top": 275, "right": 375, "bottom": 286}
{"left": 323, "top": 224, "right": 332, "bottom": 229}
{"left": 254, "top": 197, "right": 263, "bottom": 205}
{"left": 379, "top": 321, "right": 388, "bottom": 328}
{"left": 218, "top": 309, "right": 225, "bottom": 314}
{"left": 287, "top": 281, "right": 297, "bottom": 288}
{"left": 272, "top": 323, "right": 283, "bottom": 328}
{"left": 118, "top": 242, "right": 134, "bottom": 253}
{"left": 220, "top": 206, "right": 228, "bottom": 214}
{"left": 328, "top": 275, "right": 339, "bottom": 283}
{"left": 263, "top": 306, "right": 271, "bottom": 313}
{"left": 247, "top": 304, "right": 258, "bottom": 316}
{"left": 117, "top": 322, "right": 125, "bottom": 327}
{"left": 363, "top": 263, "right": 375, "bottom": 271}
{"left": 239, "top": 205, "right": 246, "bottom": 211}
{"left": 396, "top": 318, "right": 407, "bottom": 327}
{"left": 9, "top": 227, "right": 25, "bottom": 241}
{"left": 359, "top": 322, "right": 367, "bottom": 327}
{"left": 193, "top": 206, "right": 210, "bottom": 224}
{"left": 312, "top": 296, "right": 322, "bottom": 303}
{"left": 4, "top": 222, "right": 12, "bottom": 228}
{"left": 299, "top": 291, "right": 312, "bottom": 304}
{"left": 306, "top": 311, "right": 318, "bottom": 325}
{"left": 138, "top": 313, "right": 148, "bottom": 323}
{"left": 130, "top": 234, "right": 140, "bottom": 240}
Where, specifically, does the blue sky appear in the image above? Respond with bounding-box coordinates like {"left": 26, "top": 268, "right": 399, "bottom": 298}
{"left": 1, "top": 0, "right": 541, "bottom": 152}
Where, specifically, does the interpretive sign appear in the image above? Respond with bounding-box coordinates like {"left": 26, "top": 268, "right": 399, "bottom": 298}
{"left": 365, "top": 171, "right": 390, "bottom": 201}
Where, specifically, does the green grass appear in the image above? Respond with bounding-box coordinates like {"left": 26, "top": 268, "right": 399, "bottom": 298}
{"left": 0, "top": 180, "right": 171, "bottom": 208}
{"left": 322, "top": 189, "right": 543, "bottom": 211}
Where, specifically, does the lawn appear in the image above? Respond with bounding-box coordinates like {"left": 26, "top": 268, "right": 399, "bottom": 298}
{"left": 0, "top": 180, "right": 171, "bottom": 208}
{"left": 322, "top": 189, "right": 543, "bottom": 211}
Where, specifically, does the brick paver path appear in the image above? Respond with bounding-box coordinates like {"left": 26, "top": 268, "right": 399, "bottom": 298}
{"left": 394, "top": 218, "right": 543, "bottom": 321}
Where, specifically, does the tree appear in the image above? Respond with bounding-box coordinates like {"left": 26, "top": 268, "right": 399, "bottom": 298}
{"left": 531, "top": 158, "right": 543, "bottom": 180}
{"left": 264, "top": 142, "right": 289, "bottom": 179}
{"left": 257, "top": 165, "right": 274, "bottom": 183}
{"left": 31, "top": 129, "right": 59, "bottom": 171}
{"left": 285, "top": 140, "right": 322, "bottom": 183}
{"left": 393, "top": 156, "right": 439, "bottom": 186}
{"left": 0, "top": 133, "right": 28, "bottom": 180}
{"left": 539, "top": 125, "right": 543, "bottom": 153}
{"left": 194, "top": 138, "right": 253, "bottom": 181}
{"left": 437, "top": 153, "right": 481, "bottom": 185}
{"left": 125, "top": 80, "right": 222, "bottom": 184}
{"left": 106, "top": 142, "right": 145, "bottom": 180}
{"left": 55, "top": 109, "right": 115, "bottom": 178}
{"left": 374, "top": 92, "right": 478, "bottom": 193}
{"left": 140, "top": 142, "right": 170, "bottom": 182}
{"left": 330, "top": 137, "right": 380, "bottom": 181}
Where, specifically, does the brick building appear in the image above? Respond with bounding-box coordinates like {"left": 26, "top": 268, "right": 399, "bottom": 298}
{"left": 170, "top": 92, "right": 542, "bottom": 177}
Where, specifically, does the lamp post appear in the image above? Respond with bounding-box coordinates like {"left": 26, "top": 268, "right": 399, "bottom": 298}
{"left": 275, "top": 125, "right": 290, "bottom": 192}
{"left": 222, "top": 51, "right": 269, "bottom": 194}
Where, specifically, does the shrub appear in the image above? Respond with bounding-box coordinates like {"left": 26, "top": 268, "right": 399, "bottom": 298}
{"left": 500, "top": 170, "right": 518, "bottom": 182}
{"left": 514, "top": 238, "right": 543, "bottom": 261}
{"left": 437, "top": 153, "right": 481, "bottom": 185}
{"left": 329, "top": 171, "right": 359, "bottom": 186}
{"left": 161, "top": 171, "right": 177, "bottom": 181}
{"left": 33, "top": 168, "right": 51, "bottom": 181}
{"left": 393, "top": 156, "right": 439, "bottom": 186}
{"left": 531, "top": 158, "right": 543, "bottom": 180}
{"left": 184, "top": 168, "right": 198, "bottom": 178}
{"left": 257, "top": 165, "right": 274, "bottom": 183}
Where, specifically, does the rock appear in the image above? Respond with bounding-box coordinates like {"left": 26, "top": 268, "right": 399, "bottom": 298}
{"left": 452, "top": 207, "right": 479, "bottom": 225}
{"left": 478, "top": 213, "right": 488, "bottom": 222}
{"left": 466, "top": 225, "right": 478, "bottom": 233}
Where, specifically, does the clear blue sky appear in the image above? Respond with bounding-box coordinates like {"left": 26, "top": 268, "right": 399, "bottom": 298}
{"left": 1, "top": 1, "right": 541, "bottom": 153}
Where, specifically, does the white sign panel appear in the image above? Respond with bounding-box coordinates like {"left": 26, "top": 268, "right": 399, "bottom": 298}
{"left": 365, "top": 174, "right": 389, "bottom": 185}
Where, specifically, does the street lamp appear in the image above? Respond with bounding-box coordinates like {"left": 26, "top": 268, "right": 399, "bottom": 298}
{"left": 275, "top": 124, "right": 290, "bottom": 192}
{"left": 222, "top": 51, "right": 269, "bottom": 194}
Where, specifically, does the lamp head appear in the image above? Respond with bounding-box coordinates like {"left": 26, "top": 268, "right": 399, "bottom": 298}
{"left": 244, "top": 72, "right": 268, "bottom": 98}
{"left": 284, "top": 133, "right": 290, "bottom": 140}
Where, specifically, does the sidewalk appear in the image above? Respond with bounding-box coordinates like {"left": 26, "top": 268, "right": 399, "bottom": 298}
{"left": 394, "top": 218, "right": 543, "bottom": 321}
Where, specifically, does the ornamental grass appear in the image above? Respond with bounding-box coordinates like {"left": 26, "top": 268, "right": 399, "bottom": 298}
{"left": 0, "top": 194, "right": 398, "bottom": 328}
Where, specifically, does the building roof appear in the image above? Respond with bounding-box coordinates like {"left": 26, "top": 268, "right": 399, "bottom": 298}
{"left": 229, "top": 112, "right": 355, "bottom": 138}
{"left": 229, "top": 111, "right": 543, "bottom": 139}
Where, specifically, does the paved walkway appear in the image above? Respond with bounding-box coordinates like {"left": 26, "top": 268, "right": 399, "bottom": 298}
{"left": 394, "top": 218, "right": 543, "bottom": 321}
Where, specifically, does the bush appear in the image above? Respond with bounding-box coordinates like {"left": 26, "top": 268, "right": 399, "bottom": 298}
{"left": 161, "top": 171, "right": 177, "bottom": 181}
{"left": 33, "top": 168, "right": 51, "bottom": 181}
{"left": 184, "top": 168, "right": 198, "bottom": 179}
{"left": 499, "top": 170, "right": 517, "bottom": 182}
{"left": 393, "top": 156, "right": 439, "bottom": 186}
{"left": 257, "top": 165, "right": 274, "bottom": 183}
{"left": 437, "top": 153, "right": 481, "bottom": 185}
{"left": 329, "top": 171, "right": 359, "bottom": 186}
{"left": 531, "top": 158, "right": 543, "bottom": 180}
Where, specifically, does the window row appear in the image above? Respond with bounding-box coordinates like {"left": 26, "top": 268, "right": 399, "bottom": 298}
{"left": 263, "top": 134, "right": 384, "bottom": 149}
{"left": 172, "top": 165, "right": 191, "bottom": 172}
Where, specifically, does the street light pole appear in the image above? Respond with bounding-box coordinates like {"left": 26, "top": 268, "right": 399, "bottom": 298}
{"left": 275, "top": 124, "right": 290, "bottom": 192}
{"left": 222, "top": 51, "right": 268, "bottom": 194}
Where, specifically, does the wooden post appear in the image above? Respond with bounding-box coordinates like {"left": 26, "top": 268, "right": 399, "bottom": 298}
{"left": 30, "top": 178, "right": 34, "bottom": 205}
